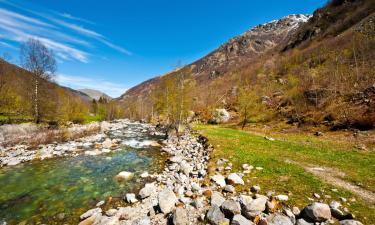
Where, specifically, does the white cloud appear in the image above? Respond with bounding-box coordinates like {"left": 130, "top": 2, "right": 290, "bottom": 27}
{"left": 56, "top": 74, "right": 128, "bottom": 98}
{"left": 0, "top": 3, "right": 132, "bottom": 62}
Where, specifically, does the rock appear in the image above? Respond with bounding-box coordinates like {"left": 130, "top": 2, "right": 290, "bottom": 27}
{"left": 106, "top": 209, "right": 118, "bottom": 217}
{"left": 313, "top": 193, "right": 320, "bottom": 199}
{"left": 206, "top": 205, "right": 230, "bottom": 225}
{"left": 139, "top": 183, "right": 156, "bottom": 199}
{"left": 125, "top": 193, "right": 138, "bottom": 204}
{"left": 224, "top": 185, "right": 235, "bottom": 193}
{"left": 238, "top": 195, "right": 253, "bottom": 207}
{"left": 96, "top": 200, "right": 105, "bottom": 207}
{"left": 173, "top": 207, "right": 188, "bottom": 225}
{"left": 158, "top": 189, "right": 177, "bottom": 214}
{"left": 340, "top": 220, "right": 364, "bottom": 225}
{"left": 211, "top": 174, "right": 226, "bottom": 187}
{"left": 267, "top": 213, "right": 293, "bottom": 225}
{"left": 102, "top": 138, "right": 113, "bottom": 149}
{"left": 78, "top": 214, "right": 100, "bottom": 225}
{"left": 232, "top": 214, "right": 254, "bottom": 225}
{"left": 56, "top": 213, "right": 65, "bottom": 220}
{"left": 227, "top": 173, "right": 244, "bottom": 185}
{"left": 275, "top": 195, "right": 288, "bottom": 201}
{"left": 7, "top": 158, "right": 21, "bottom": 166}
{"left": 132, "top": 216, "right": 151, "bottom": 225}
{"left": 221, "top": 199, "right": 241, "bottom": 219}
{"left": 242, "top": 197, "right": 267, "bottom": 219}
{"left": 140, "top": 172, "right": 149, "bottom": 178}
{"left": 211, "top": 191, "right": 226, "bottom": 207}
{"left": 170, "top": 156, "right": 184, "bottom": 163}
{"left": 302, "top": 202, "right": 331, "bottom": 222}
{"left": 80, "top": 208, "right": 102, "bottom": 220}
{"left": 292, "top": 207, "right": 300, "bottom": 216}
{"left": 250, "top": 185, "right": 261, "bottom": 193}
{"left": 210, "top": 109, "right": 231, "bottom": 124}
{"left": 116, "top": 171, "right": 134, "bottom": 180}
{"left": 295, "top": 219, "right": 313, "bottom": 225}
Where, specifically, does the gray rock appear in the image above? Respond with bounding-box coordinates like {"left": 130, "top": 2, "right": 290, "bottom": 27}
{"left": 267, "top": 213, "right": 293, "bottom": 225}
{"left": 80, "top": 208, "right": 102, "bottom": 220}
{"left": 340, "top": 220, "right": 364, "bottom": 225}
{"left": 231, "top": 214, "right": 254, "bottom": 225}
{"left": 224, "top": 185, "right": 235, "bottom": 193}
{"left": 173, "top": 207, "right": 188, "bottom": 225}
{"left": 105, "top": 209, "right": 118, "bottom": 217}
{"left": 139, "top": 183, "right": 156, "bottom": 199}
{"left": 96, "top": 200, "right": 105, "bottom": 207}
{"left": 227, "top": 173, "right": 244, "bottom": 185}
{"left": 211, "top": 191, "right": 226, "bottom": 207}
{"left": 131, "top": 216, "right": 151, "bottom": 225}
{"left": 302, "top": 202, "right": 331, "bottom": 222}
{"left": 296, "top": 218, "right": 313, "bottom": 225}
{"left": 125, "top": 193, "right": 138, "bottom": 203}
{"left": 211, "top": 174, "right": 226, "bottom": 187}
{"left": 221, "top": 199, "right": 241, "bottom": 219}
{"left": 238, "top": 195, "right": 253, "bottom": 207}
{"left": 250, "top": 185, "right": 261, "bottom": 193}
{"left": 158, "top": 189, "right": 177, "bottom": 214}
{"left": 206, "top": 205, "right": 230, "bottom": 225}
{"left": 243, "top": 197, "right": 267, "bottom": 219}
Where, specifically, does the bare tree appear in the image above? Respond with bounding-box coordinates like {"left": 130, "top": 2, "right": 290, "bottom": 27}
{"left": 20, "top": 38, "right": 57, "bottom": 123}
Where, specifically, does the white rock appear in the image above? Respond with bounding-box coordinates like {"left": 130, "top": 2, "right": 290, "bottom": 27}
{"left": 227, "top": 173, "right": 244, "bottom": 185}
{"left": 211, "top": 174, "right": 226, "bottom": 187}
{"left": 116, "top": 171, "right": 134, "bottom": 180}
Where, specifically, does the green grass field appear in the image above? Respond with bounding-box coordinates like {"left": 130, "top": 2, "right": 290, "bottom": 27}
{"left": 195, "top": 124, "right": 375, "bottom": 224}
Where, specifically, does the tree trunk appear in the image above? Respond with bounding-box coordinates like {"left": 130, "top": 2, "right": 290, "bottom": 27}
{"left": 34, "top": 78, "right": 39, "bottom": 123}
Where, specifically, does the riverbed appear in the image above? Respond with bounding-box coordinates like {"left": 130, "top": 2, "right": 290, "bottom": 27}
{"left": 0, "top": 121, "right": 167, "bottom": 224}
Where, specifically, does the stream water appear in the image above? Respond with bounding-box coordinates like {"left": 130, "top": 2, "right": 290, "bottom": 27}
{"left": 0, "top": 123, "right": 166, "bottom": 224}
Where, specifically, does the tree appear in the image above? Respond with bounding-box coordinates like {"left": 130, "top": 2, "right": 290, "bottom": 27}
{"left": 20, "top": 38, "right": 57, "bottom": 123}
{"left": 238, "top": 87, "right": 262, "bottom": 129}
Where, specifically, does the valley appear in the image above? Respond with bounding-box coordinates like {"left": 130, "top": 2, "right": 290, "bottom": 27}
{"left": 0, "top": 0, "right": 374, "bottom": 224}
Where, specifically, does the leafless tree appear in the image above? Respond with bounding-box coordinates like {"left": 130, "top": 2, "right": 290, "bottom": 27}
{"left": 20, "top": 38, "right": 57, "bottom": 123}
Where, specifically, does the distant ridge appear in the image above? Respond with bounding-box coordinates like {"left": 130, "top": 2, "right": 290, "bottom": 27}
{"left": 78, "top": 89, "right": 112, "bottom": 101}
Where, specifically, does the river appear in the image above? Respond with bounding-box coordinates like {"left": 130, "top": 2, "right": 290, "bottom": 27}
{"left": 0, "top": 122, "right": 166, "bottom": 224}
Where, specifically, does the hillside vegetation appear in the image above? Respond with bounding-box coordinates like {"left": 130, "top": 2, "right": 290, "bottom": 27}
{"left": 119, "top": 0, "right": 375, "bottom": 131}
{"left": 0, "top": 58, "right": 124, "bottom": 125}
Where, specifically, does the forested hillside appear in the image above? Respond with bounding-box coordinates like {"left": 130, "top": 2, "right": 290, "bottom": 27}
{"left": 119, "top": 0, "right": 375, "bottom": 130}
{"left": 0, "top": 59, "right": 124, "bottom": 125}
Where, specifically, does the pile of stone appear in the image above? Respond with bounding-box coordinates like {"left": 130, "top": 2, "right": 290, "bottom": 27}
{"left": 78, "top": 132, "right": 365, "bottom": 225}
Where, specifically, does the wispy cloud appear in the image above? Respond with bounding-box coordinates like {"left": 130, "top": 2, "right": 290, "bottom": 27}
{"left": 58, "top": 12, "right": 95, "bottom": 25}
{"left": 0, "top": 1, "right": 132, "bottom": 62}
{"left": 56, "top": 74, "right": 128, "bottom": 98}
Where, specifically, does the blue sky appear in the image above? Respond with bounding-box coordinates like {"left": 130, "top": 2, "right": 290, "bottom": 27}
{"left": 0, "top": 0, "right": 327, "bottom": 97}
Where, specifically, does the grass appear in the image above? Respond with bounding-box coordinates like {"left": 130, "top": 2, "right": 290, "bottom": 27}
{"left": 83, "top": 115, "right": 104, "bottom": 124}
{"left": 195, "top": 124, "right": 375, "bottom": 224}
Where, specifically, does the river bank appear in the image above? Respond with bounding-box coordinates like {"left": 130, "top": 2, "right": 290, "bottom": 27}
{"left": 0, "top": 120, "right": 163, "bottom": 167}
{"left": 78, "top": 126, "right": 366, "bottom": 225}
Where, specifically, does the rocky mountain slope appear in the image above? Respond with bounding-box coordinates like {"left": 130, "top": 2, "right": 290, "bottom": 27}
{"left": 78, "top": 89, "right": 112, "bottom": 101}
{"left": 119, "top": 14, "right": 311, "bottom": 102}
{"left": 119, "top": 0, "right": 375, "bottom": 129}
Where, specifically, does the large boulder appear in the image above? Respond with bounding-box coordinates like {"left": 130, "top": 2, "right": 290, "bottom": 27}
{"left": 232, "top": 214, "right": 254, "bottom": 225}
{"left": 220, "top": 199, "right": 241, "bottom": 219}
{"left": 227, "top": 173, "right": 244, "bottom": 185}
{"left": 173, "top": 207, "right": 189, "bottom": 225}
{"left": 115, "top": 171, "right": 134, "bottom": 180}
{"left": 80, "top": 208, "right": 102, "bottom": 220}
{"left": 206, "top": 205, "right": 230, "bottom": 225}
{"left": 211, "top": 174, "right": 226, "bottom": 187}
{"left": 139, "top": 183, "right": 156, "bottom": 199}
{"left": 210, "top": 109, "right": 231, "bottom": 124}
{"left": 211, "top": 191, "right": 226, "bottom": 207}
{"left": 242, "top": 197, "right": 267, "bottom": 219}
{"left": 302, "top": 203, "right": 331, "bottom": 222}
{"left": 267, "top": 213, "right": 294, "bottom": 225}
{"left": 158, "top": 189, "right": 177, "bottom": 214}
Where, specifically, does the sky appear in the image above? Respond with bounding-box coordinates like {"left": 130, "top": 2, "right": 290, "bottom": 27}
{"left": 0, "top": 0, "right": 327, "bottom": 97}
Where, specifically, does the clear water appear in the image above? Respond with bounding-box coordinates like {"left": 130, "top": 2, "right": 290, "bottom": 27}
{"left": 0, "top": 124, "right": 166, "bottom": 225}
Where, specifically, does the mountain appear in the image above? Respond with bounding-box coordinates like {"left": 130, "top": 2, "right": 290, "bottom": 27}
{"left": 119, "top": 0, "right": 375, "bottom": 129}
{"left": 78, "top": 89, "right": 112, "bottom": 101}
{"left": 119, "top": 14, "right": 311, "bottom": 101}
